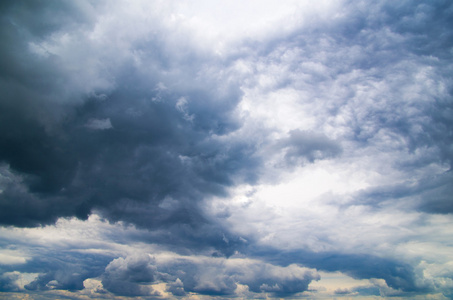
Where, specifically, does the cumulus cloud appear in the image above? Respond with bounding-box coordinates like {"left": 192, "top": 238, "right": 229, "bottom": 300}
{"left": 154, "top": 255, "right": 319, "bottom": 297}
{"left": 101, "top": 255, "right": 159, "bottom": 296}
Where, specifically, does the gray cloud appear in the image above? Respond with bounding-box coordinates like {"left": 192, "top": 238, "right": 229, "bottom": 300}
{"left": 0, "top": 0, "right": 259, "bottom": 234}
{"left": 223, "top": 0, "right": 453, "bottom": 234}
{"left": 101, "top": 255, "right": 159, "bottom": 297}
{"left": 22, "top": 252, "right": 111, "bottom": 292}
{"left": 0, "top": 272, "right": 20, "bottom": 292}
{"left": 138, "top": 255, "right": 319, "bottom": 297}
{"left": 251, "top": 248, "right": 420, "bottom": 293}
{"left": 1, "top": 0, "right": 453, "bottom": 299}
{"left": 166, "top": 278, "right": 185, "bottom": 296}
{"left": 350, "top": 170, "right": 453, "bottom": 213}
{"left": 281, "top": 130, "right": 342, "bottom": 164}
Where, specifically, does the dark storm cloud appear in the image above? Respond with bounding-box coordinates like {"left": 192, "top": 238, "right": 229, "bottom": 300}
{"left": 0, "top": 1, "right": 99, "bottom": 112}
{"left": 1, "top": 0, "right": 453, "bottom": 299}
{"left": 0, "top": 0, "right": 450, "bottom": 231}
{"left": 0, "top": 0, "right": 259, "bottom": 238}
{"left": 0, "top": 1, "right": 95, "bottom": 38}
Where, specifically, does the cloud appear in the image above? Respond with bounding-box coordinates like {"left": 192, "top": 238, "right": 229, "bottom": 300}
{"left": 23, "top": 252, "right": 110, "bottom": 292}
{"left": 250, "top": 248, "right": 419, "bottom": 293}
{"left": 84, "top": 118, "right": 113, "bottom": 130}
{"left": 281, "top": 129, "right": 342, "bottom": 164}
{"left": 0, "top": 0, "right": 453, "bottom": 299}
{"left": 0, "top": 272, "right": 21, "bottom": 292}
{"left": 166, "top": 278, "right": 185, "bottom": 296}
{"left": 101, "top": 255, "right": 159, "bottom": 297}
{"left": 0, "top": 217, "right": 320, "bottom": 297}
{"left": 156, "top": 255, "right": 320, "bottom": 297}
{"left": 352, "top": 170, "right": 453, "bottom": 213}
{"left": 0, "top": 252, "right": 28, "bottom": 265}
{"left": 0, "top": 0, "right": 258, "bottom": 232}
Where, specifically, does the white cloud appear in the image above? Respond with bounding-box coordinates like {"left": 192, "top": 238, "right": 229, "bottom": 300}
{"left": 0, "top": 252, "right": 28, "bottom": 265}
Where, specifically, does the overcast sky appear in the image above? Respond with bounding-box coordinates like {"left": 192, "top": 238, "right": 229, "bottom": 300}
{"left": 1, "top": 0, "right": 452, "bottom": 299}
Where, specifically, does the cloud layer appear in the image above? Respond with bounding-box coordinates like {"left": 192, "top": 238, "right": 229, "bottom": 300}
{"left": 1, "top": 0, "right": 452, "bottom": 299}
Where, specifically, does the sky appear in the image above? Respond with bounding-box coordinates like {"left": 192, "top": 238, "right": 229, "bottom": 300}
{"left": 0, "top": 0, "right": 452, "bottom": 299}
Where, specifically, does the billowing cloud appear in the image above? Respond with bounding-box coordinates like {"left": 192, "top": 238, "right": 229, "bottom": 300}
{"left": 1, "top": 0, "right": 452, "bottom": 299}
{"left": 101, "top": 255, "right": 159, "bottom": 296}
{"left": 100, "top": 252, "right": 320, "bottom": 297}
{"left": 0, "top": 0, "right": 257, "bottom": 232}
